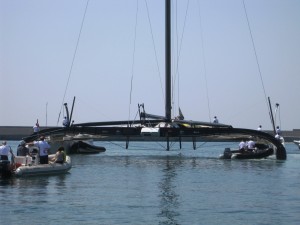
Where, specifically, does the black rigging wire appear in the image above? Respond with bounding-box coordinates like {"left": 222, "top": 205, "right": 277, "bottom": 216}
{"left": 144, "top": 0, "right": 164, "bottom": 99}
{"left": 128, "top": 0, "right": 139, "bottom": 124}
{"left": 197, "top": 0, "right": 212, "bottom": 122}
{"left": 173, "top": 0, "right": 190, "bottom": 116}
{"left": 56, "top": 0, "right": 90, "bottom": 126}
{"left": 242, "top": 0, "right": 269, "bottom": 112}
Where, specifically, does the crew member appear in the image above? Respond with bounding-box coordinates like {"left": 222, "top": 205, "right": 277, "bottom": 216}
{"left": 17, "top": 140, "right": 30, "bottom": 156}
{"left": 62, "top": 117, "right": 69, "bottom": 127}
{"left": 213, "top": 116, "right": 219, "bottom": 123}
{"left": 0, "top": 141, "right": 11, "bottom": 160}
{"left": 34, "top": 136, "right": 50, "bottom": 164}
{"left": 51, "top": 146, "right": 66, "bottom": 164}
{"left": 239, "top": 140, "right": 246, "bottom": 151}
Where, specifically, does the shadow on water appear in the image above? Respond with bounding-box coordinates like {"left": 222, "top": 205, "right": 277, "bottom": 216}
{"left": 158, "top": 156, "right": 183, "bottom": 225}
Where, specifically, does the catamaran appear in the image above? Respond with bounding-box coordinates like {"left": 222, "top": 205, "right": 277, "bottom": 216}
{"left": 22, "top": 0, "right": 286, "bottom": 160}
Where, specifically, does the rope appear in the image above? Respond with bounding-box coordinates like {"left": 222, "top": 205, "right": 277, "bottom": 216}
{"left": 242, "top": 1, "right": 269, "bottom": 114}
{"left": 57, "top": 0, "right": 90, "bottom": 125}
{"left": 128, "top": 109, "right": 139, "bottom": 127}
{"left": 172, "top": 0, "right": 190, "bottom": 115}
{"left": 105, "top": 140, "right": 233, "bottom": 151}
{"left": 197, "top": 0, "right": 212, "bottom": 122}
{"left": 144, "top": 0, "right": 164, "bottom": 99}
{"left": 106, "top": 141, "right": 128, "bottom": 150}
{"left": 278, "top": 106, "right": 282, "bottom": 128}
{"left": 128, "top": 0, "right": 139, "bottom": 124}
{"left": 106, "top": 140, "right": 167, "bottom": 151}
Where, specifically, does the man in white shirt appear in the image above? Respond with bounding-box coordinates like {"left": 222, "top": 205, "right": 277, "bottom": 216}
{"left": 276, "top": 126, "right": 281, "bottom": 135}
{"left": 34, "top": 136, "right": 51, "bottom": 164}
{"left": 33, "top": 124, "right": 40, "bottom": 133}
{"left": 239, "top": 140, "right": 246, "bottom": 151}
{"left": 0, "top": 141, "right": 11, "bottom": 160}
{"left": 247, "top": 139, "right": 255, "bottom": 150}
{"left": 62, "top": 117, "right": 69, "bottom": 127}
{"left": 213, "top": 116, "right": 219, "bottom": 123}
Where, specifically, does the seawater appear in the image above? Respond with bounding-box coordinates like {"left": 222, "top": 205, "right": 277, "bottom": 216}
{"left": 1, "top": 141, "right": 300, "bottom": 225}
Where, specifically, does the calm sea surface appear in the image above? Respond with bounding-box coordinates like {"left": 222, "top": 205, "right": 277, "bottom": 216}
{"left": 1, "top": 140, "right": 300, "bottom": 225}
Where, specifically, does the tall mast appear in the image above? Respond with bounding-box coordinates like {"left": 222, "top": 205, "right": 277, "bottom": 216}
{"left": 165, "top": 0, "right": 172, "bottom": 122}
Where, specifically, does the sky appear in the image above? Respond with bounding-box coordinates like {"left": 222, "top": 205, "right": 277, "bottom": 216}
{"left": 1, "top": 0, "right": 300, "bottom": 130}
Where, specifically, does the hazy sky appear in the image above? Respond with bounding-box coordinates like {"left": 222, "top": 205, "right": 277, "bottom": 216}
{"left": 1, "top": 0, "right": 300, "bottom": 130}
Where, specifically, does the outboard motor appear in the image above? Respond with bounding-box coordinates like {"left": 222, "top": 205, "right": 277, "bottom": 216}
{"left": 0, "top": 160, "right": 12, "bottom": 178}
{"left": 30, "top": 148, "right": 39, "bottom": 165}
{"left": 222, "top": 148, "right": 232, "bottom": 159}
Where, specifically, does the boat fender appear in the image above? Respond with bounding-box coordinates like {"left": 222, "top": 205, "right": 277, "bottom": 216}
{"left": 15, "top": 167, "right": 23, "bottom": 176}
{"left": 231, "top": 154, "right": 238, "bottom": 159}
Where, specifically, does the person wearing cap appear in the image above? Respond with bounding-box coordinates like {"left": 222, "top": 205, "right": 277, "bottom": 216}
{"left": 0, "top": 141, "right": 12, "bottom": 160}
{"left": 34, "top": 136, "right": 50, "bottom": 164}
{"left": 257, "top": 125, "right": 262, "bottom": 131}
{"left": 17, "top": 140, "right": 30, "bottom": 156}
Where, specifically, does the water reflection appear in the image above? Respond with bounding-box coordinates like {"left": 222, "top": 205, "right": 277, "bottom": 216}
{"left": 53, "top": 174, "right": 67, "bottom": 188}
{"left": 158, "top": 157, "right": 182, "bottom": 225}
{"left": 0, "top": 174, "right": 68, "bottom": 203}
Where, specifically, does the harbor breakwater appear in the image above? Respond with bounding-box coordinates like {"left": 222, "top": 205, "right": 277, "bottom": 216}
{"left": 1, "top": 126, "right": 300, "bottom": 142}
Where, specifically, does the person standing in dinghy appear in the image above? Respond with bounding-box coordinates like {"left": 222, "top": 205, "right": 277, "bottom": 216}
{"left": 0, "top": 141, "right": 13, "bottom": 161}
{"left": 34, "top": 136, "right": 50, "bottom": 164}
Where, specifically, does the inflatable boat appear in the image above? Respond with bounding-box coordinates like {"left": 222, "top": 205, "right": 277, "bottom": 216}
{"left": 13, "top": 154, "right": 72, "bottom": 177}
{"left": 220, "top": 144, "right": 274, "bottom": 160}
